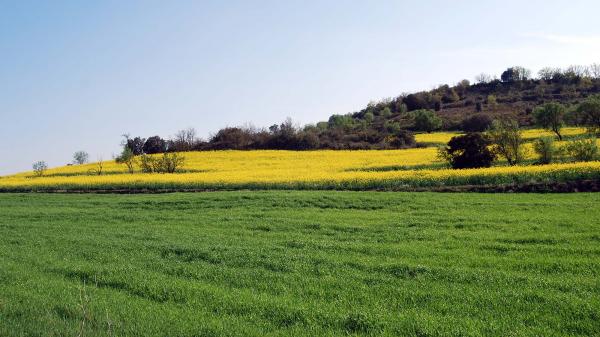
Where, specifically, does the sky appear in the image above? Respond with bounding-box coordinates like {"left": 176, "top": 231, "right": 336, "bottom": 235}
{"left": 1, "top": 0, "right": 600, "bottom": 175}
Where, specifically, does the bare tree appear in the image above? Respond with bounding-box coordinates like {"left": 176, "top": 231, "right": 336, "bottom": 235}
{"left": 474, "top": 73, "right": 492, "bottom": 84}
{"left": 116, "top": 147, "right": 136, "bottom": 173}
{"left": 32, "top": 161, "right": 48, "bottom": 177}
{"left": 73, "top": 151, "right": 89, "bottom": 165}
{"left": 590, "top": 63, "right": 600, "bottom": 79}
{"left": 173, "top": 128, "right": 198, "bottom": 151}
{"left": 88, "top": 157, "right": 104, "bottom": 175}
{"left": 538, "top": 67, "right": 555, "bottom": 81}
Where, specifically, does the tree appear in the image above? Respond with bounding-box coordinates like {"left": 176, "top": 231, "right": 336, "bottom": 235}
{"left": 474, "top": 73, "right": 493, "bottom": 84}
{"left": 461, "top": 114, "right": 493, "bottom": 132}
{"left": 380, "top": 107, "right": 392, "bottom": 118}
{"left": 72, "top": 151, "right": 89, "bottom": 165}
{"left": 412, "top": 109, "right": 442, "bottom": 133}
{"left": 488, "top": 119, "right": 527, "bottom": 166}
{"left": 534, "top": 102, "right": 565, "bottom": 140}
{"left": 538, "top": 67, "right": 557, "bottom": 81}
{"left": 501, "top": 66, "right": 531, "bottom": 82}
{"left": 121, "top": 135, "right": 145, "bottom": 155}
{"left": 438, "top": 133, "right": 495, "bottom": 169}
{"left": 116, "top": 147, "right": 136, "bottom": 173}
{"left": 577, "top": 95, "right": 600, "bottom": 134}
{"left": 143, "top": 136, "right": 167, "bottom": 154}
{"left": 32, "top": 161, "right": 48, "bottom": 177}
{"left": 209, "top": 127, "right": 255, "bottom": 150}
{"left": 442, "top": 88, "right": 460, "bottom": 103}
{"left": 172, "top": 128, "right": 198, "bottom": 152}
{"left": 88, "top": 157, "right": 104, "bottom": 175}
{"left": 403, "top": 92, "right": 428, "bottom": 111}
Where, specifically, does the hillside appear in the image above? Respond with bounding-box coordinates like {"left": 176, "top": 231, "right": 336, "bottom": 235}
{"left": 123, "top": 64, "right": 600, "bottom": 152}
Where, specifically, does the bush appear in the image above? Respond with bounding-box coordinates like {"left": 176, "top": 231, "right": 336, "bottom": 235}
{"left": 139, "top": 153, "right": 185, "bottom": 173}
{"left": 488, "top": 119, "right": 527, "bottom": 166}
{"left": 139, "top": 154, "right": 157, "bottom": 173}
{"left": 438, "top": 133, "right": 495, "bottom": 169}
{"left": 388, "top": 130, "right": 416, "bottom": 148}
{"left": 533, "top": 137, "right": 555, "bottom": 164}
{"left": 563, "top": 137, "right": 598, "bottom": 162}
{"left": 161, "top": 153, "right": 185, "bottom": 173}
{"left": 32, "top": 161, "right": 48, "bottom": 177}
{"left": 461, "top": 114, "right": 493, "bottom": 132}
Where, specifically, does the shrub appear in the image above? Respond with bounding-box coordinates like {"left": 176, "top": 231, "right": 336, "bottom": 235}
{"left": 563, "top": 137, "right": 598, "bottom": 162}
{"left": 161, "top": 153, "right": 185, "bottom": 173}
{"left": 139, "top": 153, "right": 185, "bottom": 173}
{"left": 533, "top": 137, "right": 555, "bottom": 164}
{"left": 32, "top": 161, "right": 48, "bottom": 177}
{"left": 461, "top": 114, "right": 493, "bottom": 132}
{"left": 438, "top": 133, "right": 495, "bottom": 169}
{"left": 488, "top": 119, "right": 527, "bottom": 166}
{"left": 139, "top": 154, "right": 157, "bottom": 173}
{"left": 388, "top": 130, "right": 416, "bottom": 148}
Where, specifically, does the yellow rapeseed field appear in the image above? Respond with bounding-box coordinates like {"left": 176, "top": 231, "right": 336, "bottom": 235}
{"left": 1, "top": 135, "right": 599, "bottom": 191}
{"left": 415, "top": 127, "right": 588, "bottom": 145}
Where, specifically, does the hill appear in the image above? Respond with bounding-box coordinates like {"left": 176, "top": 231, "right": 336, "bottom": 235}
{"left": 124, "top": 64, "right": 600, "bottom": 152}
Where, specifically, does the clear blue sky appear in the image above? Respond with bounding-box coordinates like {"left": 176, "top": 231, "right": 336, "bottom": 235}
{"left": 1, "top": 0, "right": 599, "bottom": 175}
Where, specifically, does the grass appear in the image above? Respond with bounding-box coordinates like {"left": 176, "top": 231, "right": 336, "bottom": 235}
{"left": 0, "top": 191, "right": 599, "bottom": 336}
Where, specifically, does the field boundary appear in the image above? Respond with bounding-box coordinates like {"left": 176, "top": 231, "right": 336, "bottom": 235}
{"left": 1, "top": 179, "right": 598, "bottom": 194}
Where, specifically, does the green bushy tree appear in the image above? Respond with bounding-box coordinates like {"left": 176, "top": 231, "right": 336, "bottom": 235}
{"left": 534, "top": 102, "right": 565, "bottom": 140}
{"left": 412, "top": 109, "right": 442, "bottom": 133}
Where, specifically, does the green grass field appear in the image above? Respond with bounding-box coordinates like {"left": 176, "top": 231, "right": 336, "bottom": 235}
{"left": 1, "top": 191, "right": 599, "bottom": 336}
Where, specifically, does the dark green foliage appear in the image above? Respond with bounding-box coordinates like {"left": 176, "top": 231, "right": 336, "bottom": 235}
{"left": 143, "top": 136, "right": 168, "bottom": 154}
{"left": 438, "top": 133, "right": 495, "bottom": 169}
{"left": 124, "top": 136, "right": 145, "bottom": 155}
{"left": 461, "top": 114, "right": 493, "bottom": 132}
{"left": 0, "top": 191, "right": 599, "bottom": 336}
